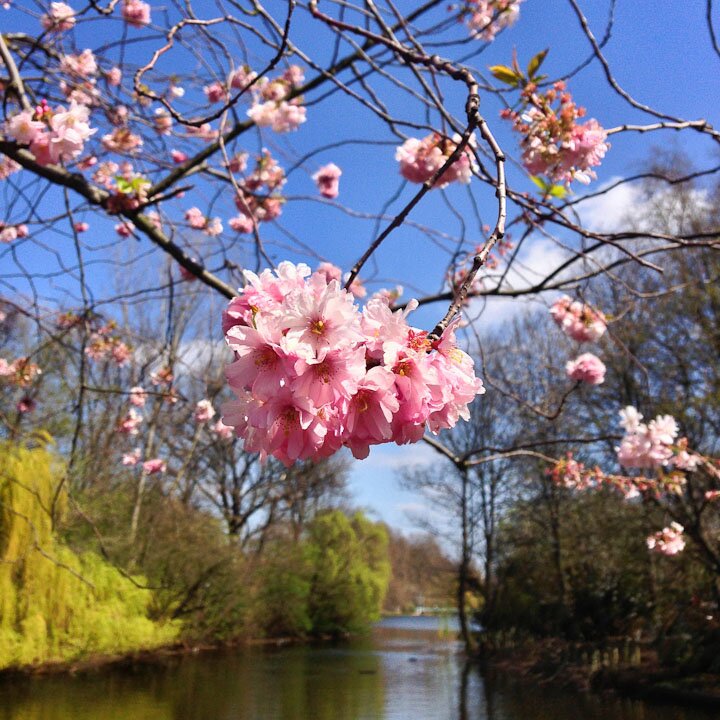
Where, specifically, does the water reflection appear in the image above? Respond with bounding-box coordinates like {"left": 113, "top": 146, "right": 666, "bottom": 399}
{"left": 0, "top": 617, "right": 716, "bottom": 720}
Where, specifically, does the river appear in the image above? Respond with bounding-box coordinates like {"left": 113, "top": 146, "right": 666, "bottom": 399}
{"left": 0, "top": 616, "right": 715, "bottom": 719}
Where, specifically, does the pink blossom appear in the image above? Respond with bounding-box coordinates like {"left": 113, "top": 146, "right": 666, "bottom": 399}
{"left": 41, "top": 2, "right": 75, "bottom": 32}
{"left": 6, "top": 111, "right": 46, "bottom": 146}
{"left": 118, "top": 408, "right": 143, "bottom": 435}
{"left": 282, "top": 65, "right": 305, "bottom": 86}
{"left": 16, "top": 396, "right": 36, "bottom": 413}
{"left": 115, "top": 222, "right": 134, "bottom": 237}
{"left": 185, "top": 123, "right": 217, "bottom": 141}
{"left": 151, "top": 366, "right": 173, "bottom": 386}
{"left": 154, "top": 109, "right": 173, "bottom": 135}
{"left": 647, "top": 522, "right": 685, "bottom": 556}
{"left": 122, "top": 448, "right": 141, "bottom": 466}
{"left": 229, "top": 214, "right": 255, "bottom": 233}
{"left": 343, "top": 366, "right": 400, "bottom": 459}
{"left": 549, "top": 295, "right": 607, "bottom": 343}
{"left": 0, "top": 357, "right": 42, "bottom": 386}
{"left": 234, "top": 388, "right": 333, "bottom": 466}
{"left": 111, "top": 341, "right": 132, "bottom": 365}
{"left": 106, "top": 67, "right": 122, "bottom": 86}
{"left": 205, "top": 217, "right": 223, "bottom": 236}
{"left": 170, "top": 149, "right": 188, "bottom": 164}
{"left": 229, "top": 66, "right": 257, "bottom": 91}
{"left": 129, "top": 386, "right": 147, "bottom": 407}
{"left": 0, "top": 225, "right": 18, "bottom": 244}
{"left": 566, "top": 352, "right": 606, "bottom": 385}
{"left": 185, "top": 207, "right": 206, "bottom": 229}
{"left": 396, "top": 133, "right": 476, "bottom": 188}
{"left": 222, "top": 262, "right": 485, "bottom": 465}
{"left": 211, "top": 418, "right": 235, "bottom": 440}
{"left": 503, "top": 82, "right": 609, "bottom": 185}
{"left": 0, "top": 155, "right": 21, "bottom": 179}
{"left": 102, "top": 128, "right": 143, "bottom": 154}
{"left": 142, "top": 458, "right": 166, "bottom": 475}
{"left": 194, "top": 399, "right": 216, "bottom": 424}
{"left": 313, "top": 163, "right": 342, "bottom": 199}
{"left": 247, "top": 100, "right": 306, "bottom": 133}
{"left": 60, "top": 50, "right": 97, "bottom": 78}
{"left": 122, "top": 0, "right": 151, "bottom": 27}
{"left": 462, "top": 0, "right": 522, "bottom": 41}
{"left": 74, "top": 221, "right": 89, "bottom": 232}
{"left": 48, "top": 101, "right": 96, "bottom": 162}
{"left": 616, "top": 406, "right": 678, "bottom": 469}
{"left": 547, "top": 453, "right": 590, "bottom": 490}
{"left": 225, "top": 152, "right": 249, "bottom": 173}
{"left": 705, "top": 490, "right": 720, "bottom": 502}
{"left": 204, "top": 82, "right": 228, "bottom": 104}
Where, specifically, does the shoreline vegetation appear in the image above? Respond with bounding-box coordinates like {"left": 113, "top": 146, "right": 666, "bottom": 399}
{"left": 475, "top": 637, "right": 720, "bottom": 711}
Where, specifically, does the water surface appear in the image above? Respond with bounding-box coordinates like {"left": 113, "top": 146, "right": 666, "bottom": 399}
{"left": 0, "top": 616, "right": 715, "bottom": 720}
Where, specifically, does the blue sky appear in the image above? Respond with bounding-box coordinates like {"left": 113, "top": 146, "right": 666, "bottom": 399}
{"left": 3, "top": 0, "right": 719, "bottom": 537}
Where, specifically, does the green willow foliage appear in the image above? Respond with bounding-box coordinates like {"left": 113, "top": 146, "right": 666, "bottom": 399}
{"left": 0, "top": 440, "right": 177, "bottom": 669}
{"left": 255, "top": 511, "right": 390, "bottom": 637}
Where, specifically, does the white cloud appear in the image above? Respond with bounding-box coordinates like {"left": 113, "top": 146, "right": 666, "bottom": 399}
{"left": 574, "top": 177, "right": 642, "bottom": 233}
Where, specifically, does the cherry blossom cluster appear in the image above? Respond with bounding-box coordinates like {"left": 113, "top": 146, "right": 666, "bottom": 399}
{"left": 396, "top": 133, "right": 477, "bottom": 188}
{"left": 547, "top": 453, "right": 594, "bottom": 491}
{"left": 41, "top": 2, "right": 75, "bottom": 32}
{"left": 247, "top": 66, "right": 306, "bottom": 133}
{"left": 313, "top": 163, "right": 342, "bottom": 199}
{"left": 0, "top": 356, "right": 42, "bottom": 387}
{"left": 565, "top": 353, "right": 606, "bottom": 386}
{"left": 548, "top": 295, "right": 608, "bottom": 386}
{"left": 501, "top": 81, "right": 609, "bottom": 185}
{"left": 457, "top": 0, "right": 523, "bottom": 41}
{"left": 550, "top": 295, "right": 607, "bottom": 343}
{"left": 615, "top": 406, "right": 699, "bottom": 471}
{"left": 221, "top": 262, "right": 485, "bottom": 465}
{"left": 0, "top": 222, "right": 29, "bottom": 244}
{"left": 4, "top": 100, "right": 96, "bottom": 166}
{"left": 647, "top": 522, "right": 686, "bottom": 556}
{"left": 231, "top": 150, "right": 286, "bottom": 231}
{"left": 85, "top": 334, "right": 132, "bottom": 365}
{"left": 185, "top": 207, "right": 223, "bottom": 237}
{"left": 121, "top": 0, "right": 151, "bottom": 28}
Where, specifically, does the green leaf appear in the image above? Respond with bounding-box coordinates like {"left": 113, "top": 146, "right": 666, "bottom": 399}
{"left": 489, "top": 64, "right": 521, "bottom": 86}
{"left": 527, "top": 49, "right": 549, "bottom": 80}
{"left": 548, "top": 184, "right": 569, "bottom": 199}
{"left": 529, "top": 175, "right": 549, "bottom": 191}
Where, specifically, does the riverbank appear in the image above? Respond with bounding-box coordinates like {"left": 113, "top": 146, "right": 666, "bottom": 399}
{"left": 477, "top": 638, "right": 720, "bottom": 711}
{"left": 0, "top": 630, "right": 358, "bottom": 680}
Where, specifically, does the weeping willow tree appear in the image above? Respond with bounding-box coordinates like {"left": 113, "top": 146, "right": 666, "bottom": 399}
{"left": 0, "top": 438, "right": 177, "bottom": 669}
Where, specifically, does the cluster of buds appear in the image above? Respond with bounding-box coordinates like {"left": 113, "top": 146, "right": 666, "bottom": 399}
{"left": 83, "top": 321, "right": 133, "bottom": 366}
{"left": 0, "top": 222, "right": 29, "bottom": 244}
{"left": 0, "top": 356, "right": 42, "bottom": 387}
{"left": 230, "top": 150, "right": 286, "bottom": 231}
{"left": 647, "top": 522, "right": 686, "bottom": 556}
{"left": 247, "top": 66, "right": 307, "bottom": 133}
{"left": 502, "top": 81, "right": 609, "bottom": 185}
